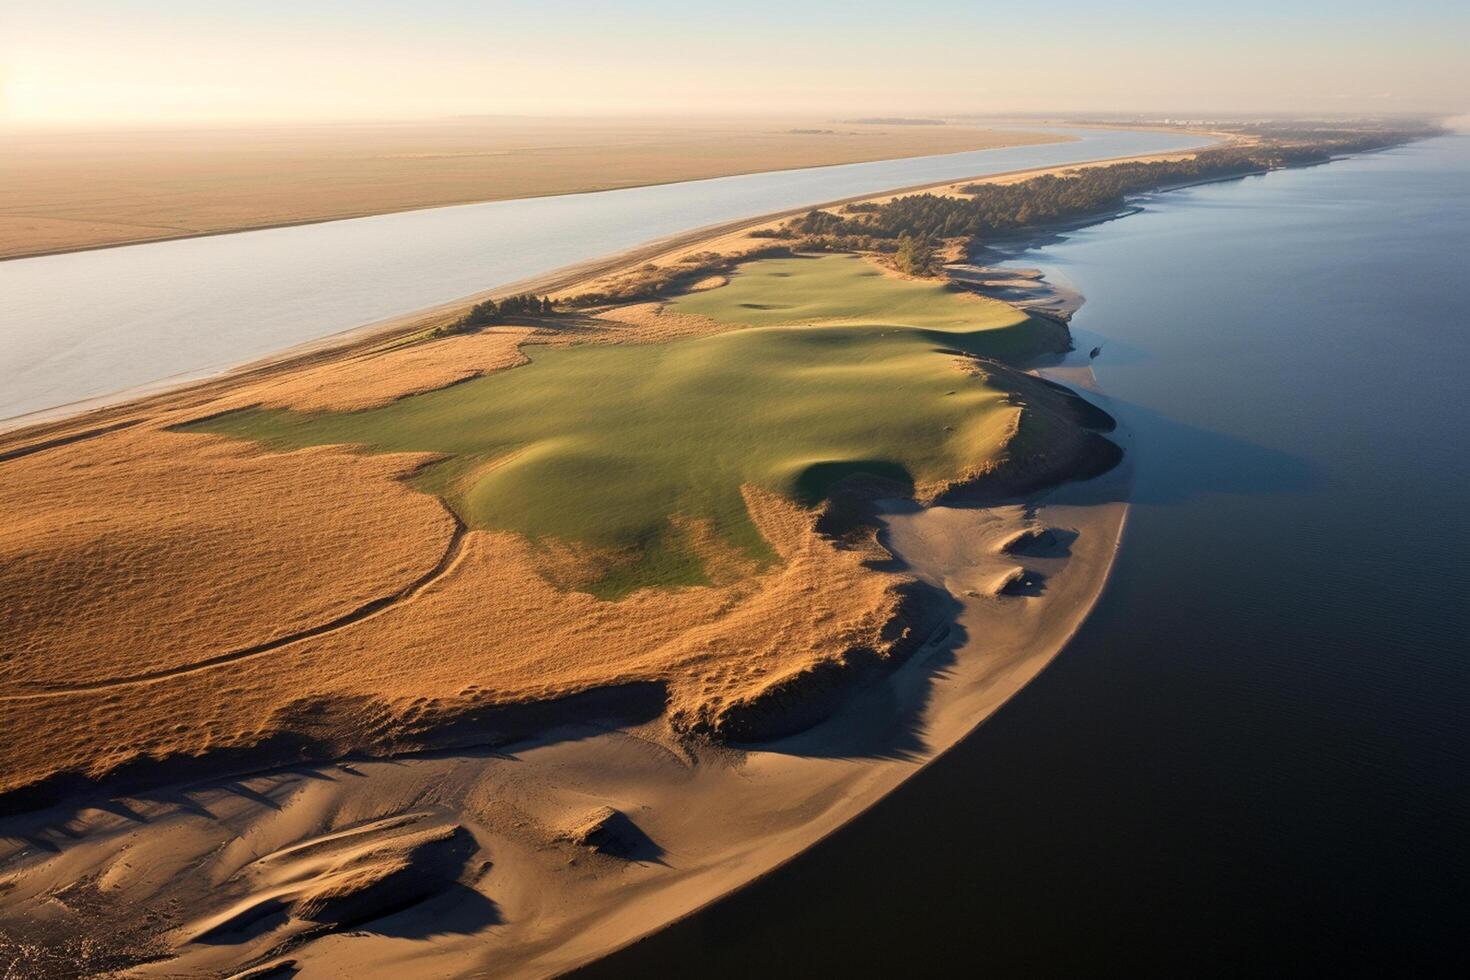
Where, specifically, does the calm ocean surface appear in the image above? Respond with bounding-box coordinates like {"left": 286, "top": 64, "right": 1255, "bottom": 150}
{"left": 584, "top": 136, "right": 1470, "bottom": 975}
{"left": 0, "top": 127, "right": 1207, "bottom": 424}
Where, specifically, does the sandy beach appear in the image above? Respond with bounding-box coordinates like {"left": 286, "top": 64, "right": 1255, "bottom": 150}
{"left": 0, "top": 439, "right": 1128, "bottom": 978}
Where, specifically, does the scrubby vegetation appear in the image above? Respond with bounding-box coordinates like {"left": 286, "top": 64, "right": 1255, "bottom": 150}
{"left": 758, "top": 128, "right": 1433, "bottom": 251}
{"left": 893, "top": 234, "right": 940, "bottom": 276}
{"left": 433, "top": 293, "right": 555, "bottom": 337}
{"left": 454, "top": 130, "right": 1437, "bottom": 320}
{"left": 562, "top": 247, "right": 790, "bottom": 308}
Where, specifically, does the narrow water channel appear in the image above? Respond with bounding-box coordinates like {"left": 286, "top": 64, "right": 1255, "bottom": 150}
{"left": 0, "top": 127, "right": 1207, "bottom": 423}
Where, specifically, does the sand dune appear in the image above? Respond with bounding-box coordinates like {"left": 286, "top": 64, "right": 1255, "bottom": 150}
{"left": 0, "top": 454, "right": 1126, "bottom": 977}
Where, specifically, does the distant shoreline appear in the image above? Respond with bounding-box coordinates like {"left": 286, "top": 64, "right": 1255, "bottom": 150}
{"left": 0, "top": 125, "right": 1069, "bottom": 262}
{"left": 0, "top": 136, "right": 1222, "bottom": 445}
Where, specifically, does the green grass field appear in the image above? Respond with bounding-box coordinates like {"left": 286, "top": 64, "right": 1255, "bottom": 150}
{"left": 671, "top": 253, "right": 1045, "bottom": 357}
{"left": 184, "top": 255, "right": 1053, "bottom": 596}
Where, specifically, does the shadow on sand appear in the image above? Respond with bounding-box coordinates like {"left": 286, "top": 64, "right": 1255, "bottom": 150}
{"left": 744, "top": 387, "right": 1316, "bottom": 765}
{"left": 1075, "top": 394, "right": 1319, "bottom": 505}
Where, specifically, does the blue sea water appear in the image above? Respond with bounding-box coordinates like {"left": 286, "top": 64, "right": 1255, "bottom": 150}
{"left": 582, "top": 135, "right": 1470, "bottom": 977}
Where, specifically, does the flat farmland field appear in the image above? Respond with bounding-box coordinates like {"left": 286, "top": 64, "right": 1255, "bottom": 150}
{"left": 0, "top": 118, "right": 1063, "bottom": 258}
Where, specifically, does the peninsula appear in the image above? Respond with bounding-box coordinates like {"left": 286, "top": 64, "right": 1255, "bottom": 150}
{"left": 0, "top": 120, "right": 1436, "bottom": 977}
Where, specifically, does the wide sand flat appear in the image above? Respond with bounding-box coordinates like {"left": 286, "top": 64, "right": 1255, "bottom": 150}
{"left": 0, "top": 118, "right": 1062, "bottom": 259}
{"left": 0, "top": 447, "right": 1127, "bottom": 978}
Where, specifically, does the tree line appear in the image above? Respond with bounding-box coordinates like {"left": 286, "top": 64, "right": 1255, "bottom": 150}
{"left": 431, "top": 293, "right": 556, "bottom": 337}
{"left": 462, "top": 293, "right": 555, "bottom": 325}
{"left": 753, "top": 129, "right": 1432, "bottom": 253}
{"left": 541, "top": 126, "right": 1434, "bottom": 307}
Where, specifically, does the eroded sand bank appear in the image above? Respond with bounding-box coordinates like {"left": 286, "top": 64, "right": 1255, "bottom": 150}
{"left": 0, "top": 437, "right": 1127, "bottom": 977}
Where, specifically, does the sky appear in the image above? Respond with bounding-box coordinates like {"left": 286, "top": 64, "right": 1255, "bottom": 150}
{"left": 2, "top": 1, "right": 1466, "bottom": 125}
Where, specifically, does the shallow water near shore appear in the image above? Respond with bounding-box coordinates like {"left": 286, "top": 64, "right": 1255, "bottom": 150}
{"left": 0, "top": 126, "right": 1207, "bottom": 425}
{"left": 581, "top": 135, "right": 1470, "bottom": 974}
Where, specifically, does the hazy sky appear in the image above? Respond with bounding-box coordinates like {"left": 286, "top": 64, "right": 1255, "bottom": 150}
{"left": 3, "top": 1, "right": 1466, "bottom": 124}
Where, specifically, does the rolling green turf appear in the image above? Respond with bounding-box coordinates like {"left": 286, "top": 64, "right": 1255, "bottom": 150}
{"left": 671, "top": 253, "right": 1041, "bottom": 357}
{"left": 182, "top": 255, "right": 1045, "bottom": 596}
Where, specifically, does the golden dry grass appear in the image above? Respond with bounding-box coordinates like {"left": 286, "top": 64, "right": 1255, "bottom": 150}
{"left": 224, "top": 326, "right": 536, "bottom": 413}
{"left": 205, "top": 309, "right": 733, "bottom": 420}
{"left": 0, "top": 427, "right": 455, "bottom": 691}
{"left": 0, "top": 258, "right": 940, "bottom": 800}
{"left": 0, "top": 335, "right": 1101, "bottom": 802}
{"left": 0, "top": 483, "right": 912, "bottom": 798}
{"left": 0, "top": 119, "right": 1061, "bottom": 258}
{"left": 0, "top": 142, "right": 1143, "bottom": 805}
{"left": 0, "top": 240, "right": 1116, "bottom": 803}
